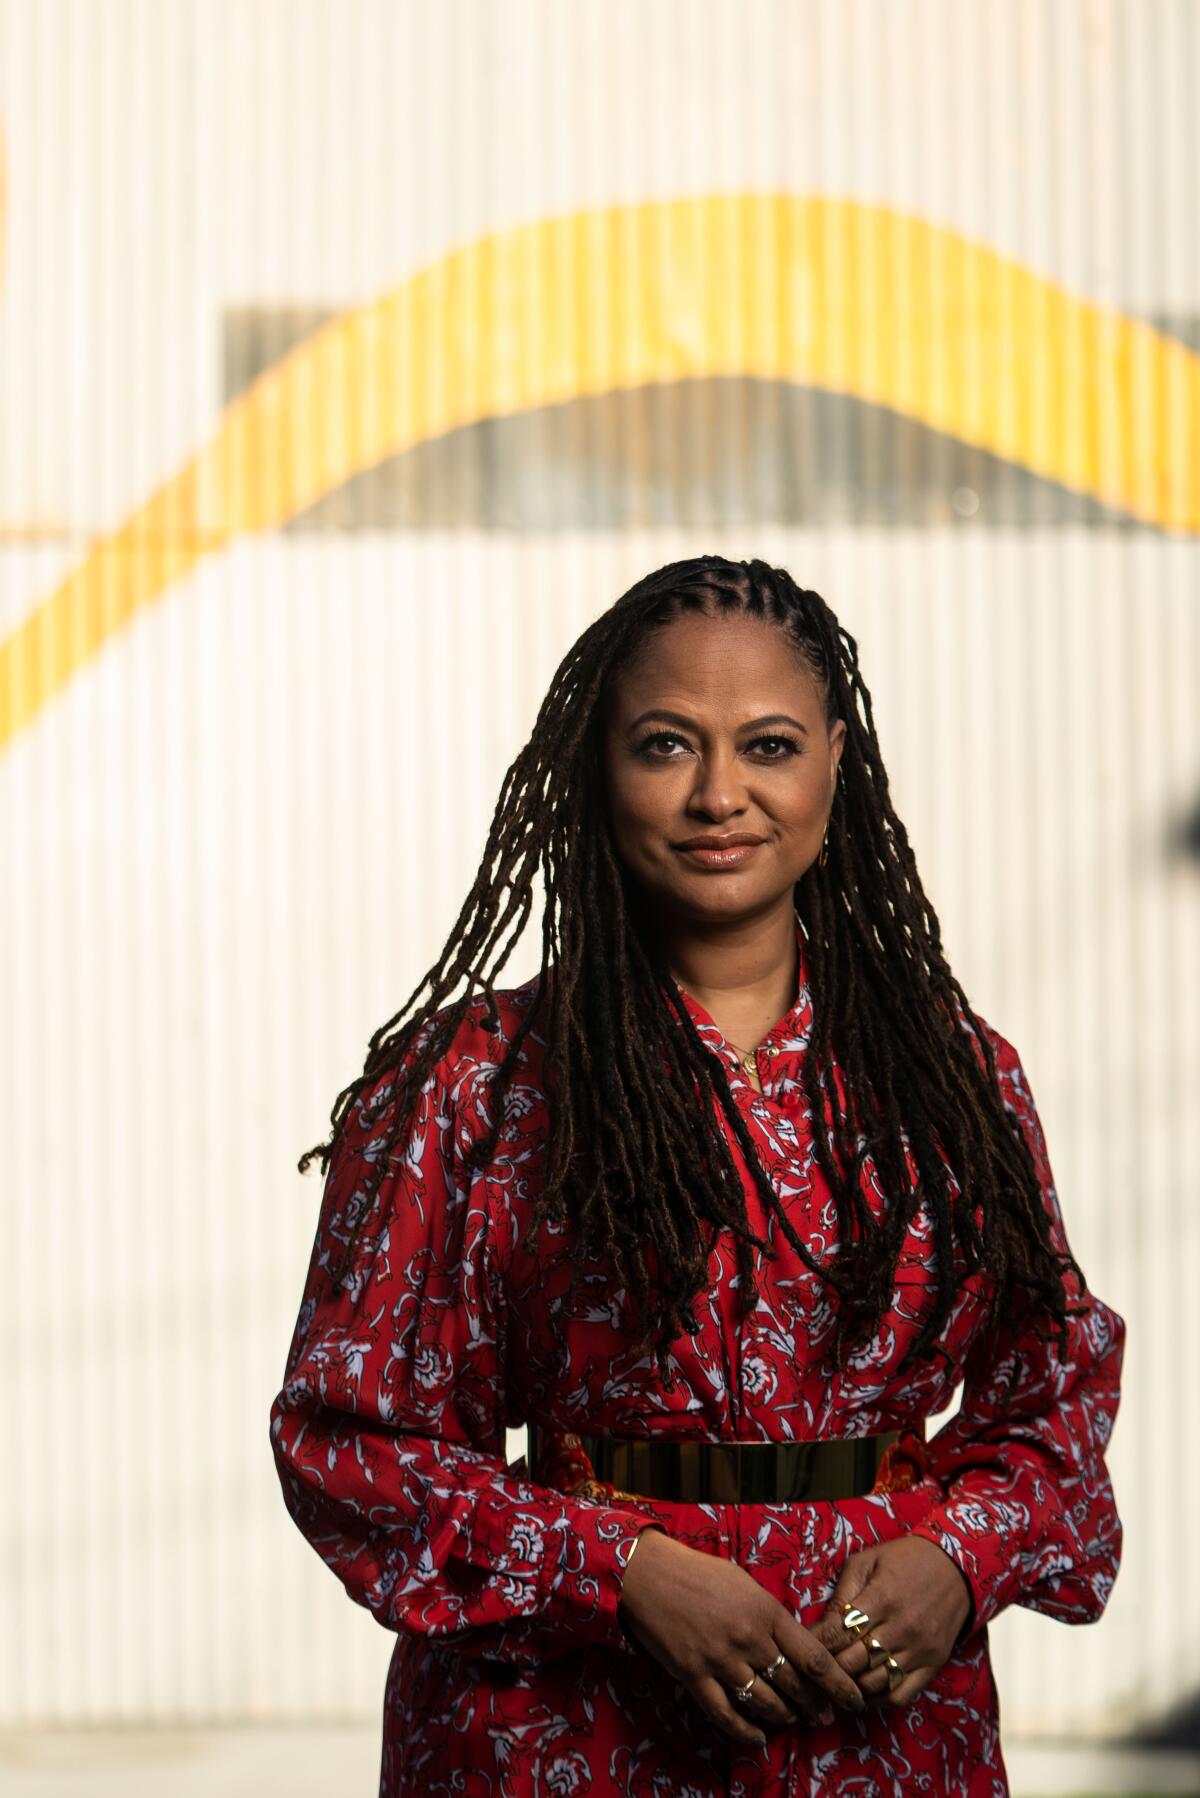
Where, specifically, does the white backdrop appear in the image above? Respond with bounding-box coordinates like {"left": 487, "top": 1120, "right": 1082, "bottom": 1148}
{"left": 2, "top": 0, "right": 1197, "bottom": 1755}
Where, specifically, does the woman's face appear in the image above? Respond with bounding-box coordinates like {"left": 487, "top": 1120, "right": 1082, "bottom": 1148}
{"left": 603, "top": 609, "right": 846, "bottom": 928}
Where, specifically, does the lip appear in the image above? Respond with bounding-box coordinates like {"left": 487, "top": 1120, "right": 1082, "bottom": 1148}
{"left": 674, "top": 834, "right": 765, "bottom": 850}
{"left": 673, "top": 834, "right": 765, "bottom": 870}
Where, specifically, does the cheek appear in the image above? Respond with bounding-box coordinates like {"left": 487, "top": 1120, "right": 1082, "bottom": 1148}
{"left": 602, "top": 768, "right": 638, "bottom": 864}
{"left": 605, "top": 765, "right": 673, "bottom": 843}
{"left": 778, "top": 774, "right": 829, "bottom": 829}
{"left": 795, "top": 797, "right": 827, "bottom": 834}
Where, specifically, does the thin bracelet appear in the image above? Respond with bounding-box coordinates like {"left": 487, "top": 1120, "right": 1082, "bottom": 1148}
{"left": 618, "top": 1527, "right": 652, "bottom": 1624}
{"left": 623, "top": 1524, "right": 664, "bottom": 1578}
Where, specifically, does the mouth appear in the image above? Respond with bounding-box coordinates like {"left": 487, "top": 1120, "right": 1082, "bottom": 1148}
{"left": 672, "top": 834, "right": 766, "bottom": 870}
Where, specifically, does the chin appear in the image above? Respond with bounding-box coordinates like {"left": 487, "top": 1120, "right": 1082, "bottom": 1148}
{"left": 663, "top": 882, "right": 772, "bottom": 920}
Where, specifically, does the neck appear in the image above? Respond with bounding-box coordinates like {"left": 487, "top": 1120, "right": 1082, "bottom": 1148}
{"left": 657, "top": 900, "right": 800, "bottom": 1036}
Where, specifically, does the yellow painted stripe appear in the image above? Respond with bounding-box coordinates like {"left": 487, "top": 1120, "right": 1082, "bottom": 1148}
{"left": 3, "top": 192, "right": 1197, "bottom": 746}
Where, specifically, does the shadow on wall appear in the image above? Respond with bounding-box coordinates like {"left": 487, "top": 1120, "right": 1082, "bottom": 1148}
{"left": 1180, "top": 790, "right": 1200, "bottom": 866}
{"left": 1130, "top": 1688, "right": 1200, "bottom": 1754}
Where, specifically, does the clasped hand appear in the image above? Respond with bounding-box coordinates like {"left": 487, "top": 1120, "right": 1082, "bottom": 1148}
{"left": 809, "top": 1534, "right": 974, "bottom": 1707}
{"left": 618, "top": 1527, "right": 972, "bottom": 1750}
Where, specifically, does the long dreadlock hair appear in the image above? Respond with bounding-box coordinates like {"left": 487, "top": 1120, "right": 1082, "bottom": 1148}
{"left": 299, "top": 555, "right": 1083, "bottom": 1377}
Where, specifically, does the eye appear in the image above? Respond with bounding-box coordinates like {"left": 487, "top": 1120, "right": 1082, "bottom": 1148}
{"left": 635, "top": 730, "right": 693, "bottom": 758}
{"left": 747, "top": 734, "right": 803, "bottom": 760}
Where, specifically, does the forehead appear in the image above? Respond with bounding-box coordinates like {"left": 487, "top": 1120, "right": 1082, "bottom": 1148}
{"left": 606, "top": 609, "right": 822, "bottom": 716}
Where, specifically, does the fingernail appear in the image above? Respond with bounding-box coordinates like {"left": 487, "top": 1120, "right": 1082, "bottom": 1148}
{"left": 819, "top": 1708, "right": 835, "bottom": 1727}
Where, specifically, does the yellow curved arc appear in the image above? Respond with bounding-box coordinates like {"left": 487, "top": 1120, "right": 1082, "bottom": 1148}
{"left": 3, "top": 191, "right": 1197, "bottom": 748}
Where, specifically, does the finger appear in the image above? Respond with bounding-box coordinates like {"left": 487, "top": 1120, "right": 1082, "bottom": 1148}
{"left": 834, "top": 1615, "right": 909, "bottom": 1682}
{"left": 833, "top": 1579, "right": 903, "bottom": 1648}
{"left": 693, "top": 1674, "right": 768, "bottom": 1749}
{"left": 830, "top": 1636, "right": 875, "bottom": 1680}
{"left": 757, "top": 1658, "right": 834, "bottom": 1727}
{"left": 834, "top": 1605, "right": 909, "bottom": 1688}
{"left": 728, "top": 1665, "right": 802, "bottom": 1730}
{"left": 855, "top": 1645, "right": 919, "bottom": 1703}
{"left": 774, "top": 1615, "right": 868, "bottom": 1715}
{"left": 809, "top": 1576, "right": 886, "bottom": 1657}
{"left": 857, "top": 1656, "right": 931, "bottom": 1709}
{"left": 884, "top": 1663, "right": 933, "bottom": 1708}
{"left": 815, "top": 1591, "right": 894, "bottom": 1664}
{"left": 748, "top": 1641, "right": 828, "bottom": 1724}
{"left": 808, "top": 1608, "right": 854, "bottom": 1655}
{"left": 828, "top": 1549, "right": 871, "bottom": 1607}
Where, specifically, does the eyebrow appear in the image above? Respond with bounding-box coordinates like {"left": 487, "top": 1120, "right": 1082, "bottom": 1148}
{"left": 627, "top": 709, "right": 809, "bottom": 736}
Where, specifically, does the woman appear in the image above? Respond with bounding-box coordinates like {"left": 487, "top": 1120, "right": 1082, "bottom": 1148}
{"left": 270, "top": 556, "right": 1124, "bottom": 1797}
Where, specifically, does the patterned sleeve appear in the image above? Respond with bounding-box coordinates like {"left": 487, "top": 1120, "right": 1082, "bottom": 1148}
{"left": 908, "top": 1033, "right": 1126, "bottom": 1636}
{"left": 268, "top": 1020, "right": 662, "bottom": 1666}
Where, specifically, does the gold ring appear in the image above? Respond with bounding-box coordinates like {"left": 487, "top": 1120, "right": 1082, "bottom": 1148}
{"left": 760, "top": 1650, "right": 787, "bottom": 1680}
{"left": 731, "top": 1673, "right": 758, "bottom": 1704}
{"left": 840, "top": 1604, "right": 871, "bottom": 1637}
{"left": 865, "top": 1637, "right": 891, "bottom": 1671}
{"left": 885, "top": 1655, "right": 903, "bottom": 1692}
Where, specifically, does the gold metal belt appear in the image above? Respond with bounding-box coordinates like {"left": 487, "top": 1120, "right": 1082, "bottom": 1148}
{"left": 527, "top": 1424, "right": 902, "bottom": 1503}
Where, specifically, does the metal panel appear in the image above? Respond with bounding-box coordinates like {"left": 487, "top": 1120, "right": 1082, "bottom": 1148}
{"left": 1, "top": 0, "right": 1196, "bottom": 1749}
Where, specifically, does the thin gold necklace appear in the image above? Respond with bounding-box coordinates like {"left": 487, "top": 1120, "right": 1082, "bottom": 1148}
{"left": 727, "top": 1039, "right": 763, "bottom": 1077}
{"left": 676, "top": 983, "right": 765, "bottom": 1081}
{"left": 737, "top": 1050, "right": 770, "bottom": 1095}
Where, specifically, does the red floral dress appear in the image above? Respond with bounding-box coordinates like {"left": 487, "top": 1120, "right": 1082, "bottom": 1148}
{"left": 269, "top": 926, "right": 1124, "bottom": 1797}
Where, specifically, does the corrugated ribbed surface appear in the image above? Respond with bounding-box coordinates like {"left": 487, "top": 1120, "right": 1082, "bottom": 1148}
{"left": 2, "top": 0, "right": 1196, "bottom": 1745}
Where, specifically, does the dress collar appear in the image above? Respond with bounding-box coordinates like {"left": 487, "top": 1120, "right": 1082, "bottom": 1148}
{"left": 673, "top": 914, "right": 814, "bottom": 1089}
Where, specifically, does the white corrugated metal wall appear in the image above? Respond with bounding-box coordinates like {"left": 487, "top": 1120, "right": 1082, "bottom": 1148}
{"left": 2, "top": 0, "right": 1196, "bottom": 1757}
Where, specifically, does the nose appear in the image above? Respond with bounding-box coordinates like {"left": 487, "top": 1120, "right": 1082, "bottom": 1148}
{"left": 685, "top": 746, "right": 749, "bottom": 822}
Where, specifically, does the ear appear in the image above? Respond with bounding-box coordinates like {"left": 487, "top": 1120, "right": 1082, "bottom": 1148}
{"left": 829, "top": 716, "right": 847, "bottom": 780}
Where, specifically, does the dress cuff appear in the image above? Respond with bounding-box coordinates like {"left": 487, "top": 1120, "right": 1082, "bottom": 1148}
{"left": 465, "top": 1487, "right": 668, "bottom": 1653}
{"left": 573, "top": 1511, "right": 669, "bottom": 1654}
{"left": 909, "top": 1508, "right": 1006, "bottom": 1635}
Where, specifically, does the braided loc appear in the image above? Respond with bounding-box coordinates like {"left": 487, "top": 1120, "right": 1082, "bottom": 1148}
{"left": 298, "top": 555, "right": 1083, "bottom": 1378}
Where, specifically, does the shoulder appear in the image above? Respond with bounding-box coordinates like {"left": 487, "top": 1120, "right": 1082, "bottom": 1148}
{"left": 951, "top": 1001, "right": 1054, "bottom": 1162}
{"left": 318, "top": 978, "right": 549, "bottom": 1283}
{"left": 342, "top": 973, "right": 549, "bottom": 1155}
{"left": 447, "top": 974, "right": 549, "bottom": 1082}
{"left": 954, "top": 1004, "right": 1056, "bottom": 1193}
{"left": 953, "top": 999, "right": 1027, "bottom": 1094}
